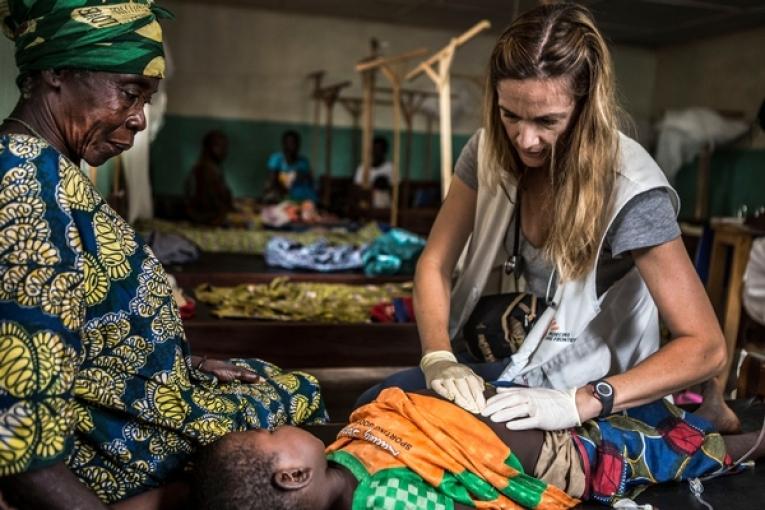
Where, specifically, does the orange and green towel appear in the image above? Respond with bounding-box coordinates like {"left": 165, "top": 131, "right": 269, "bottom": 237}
{"left": 326, "top": 388, "right": 578, "bottom": 510}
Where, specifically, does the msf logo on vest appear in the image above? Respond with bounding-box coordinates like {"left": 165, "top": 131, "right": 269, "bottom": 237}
{"left": 543, "top": 320, "right": 574, "bottom": 343}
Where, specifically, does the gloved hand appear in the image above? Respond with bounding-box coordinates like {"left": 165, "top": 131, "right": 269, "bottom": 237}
{"left": 420, "top": 351, "right": 486, "bottom": 413}
{"left": 481, "top": 387, "right": 581, "bottom": 430}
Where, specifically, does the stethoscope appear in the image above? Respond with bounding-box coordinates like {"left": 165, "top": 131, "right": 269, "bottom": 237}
{"left": 503, "top": 186, "right": 557, "bottom": 307}
{"left": 503, "top": 190, "right": 524, "bottom": 282}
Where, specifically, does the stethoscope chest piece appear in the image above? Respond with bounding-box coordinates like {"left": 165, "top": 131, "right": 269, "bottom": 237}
{"left": 504, "top": 254, "right": 524, "bottom": 280}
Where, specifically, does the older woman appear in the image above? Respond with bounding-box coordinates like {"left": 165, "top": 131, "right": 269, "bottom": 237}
{"left": 0, "top": 2, "right": 325, "bottom": 509}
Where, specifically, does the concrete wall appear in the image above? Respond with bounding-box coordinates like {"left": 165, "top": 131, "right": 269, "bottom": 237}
{"left": 653, "top": 26, "right": 765, "bottom": 119}
{"left": 0, "top": 38, "right": 18, "bottom": 125}
{"left": 161, "top": 0, "right": 494, "bottom": 134}
{"left": 154, "top": 1, "right": 661, "bottom": 196}
{"left": 3, "top": 5, "right": 763, "bottom": 210}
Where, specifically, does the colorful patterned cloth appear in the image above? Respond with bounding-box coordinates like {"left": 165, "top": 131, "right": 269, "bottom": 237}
{"left": 326, "top": 388, "right": 578, "bottom": 510}
{"left": 370, "top": 296, "right": 415, "bottom": 323}
{"left": 264, "top": 236, "right": 366, "bottom": 272}
{"left": 136, "top": 218, "right": 382, "bottom": 256}
{"left": 574, "top": 399, "right": 731, "bottom": 505}
{"left": 1, "top": 0, "right": 171, "bottom": 85}
{"left": 0, "top": 134, "right": 326, "bottom": 503}
{"left": 195, "top": 277, "right": 412, "bottom": 322}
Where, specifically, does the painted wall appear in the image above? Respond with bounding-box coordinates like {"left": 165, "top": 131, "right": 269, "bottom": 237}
{"left": 0, "top": 38, "right": 17, "bottom": 119}
{"left": 160, "top": 0, "right": 494, "bottom": 133}
{"left": 653, "top": 26, "right": 765, "bottom": 121}
{"left": 651, "top": 26, "right": 765, "bottom": 218}
{"left": 151, "top": 116, "right": 470, "bottom": 197}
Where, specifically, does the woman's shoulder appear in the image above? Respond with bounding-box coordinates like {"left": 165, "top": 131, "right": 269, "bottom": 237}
{"left": 1, "top": 133, "right": 58, "bottom": 164}
{"left": 615, "top": 132, "right": 670, "bottom": 189}
{"left": 0, "top": 134, "right": 70, "bottom": 190}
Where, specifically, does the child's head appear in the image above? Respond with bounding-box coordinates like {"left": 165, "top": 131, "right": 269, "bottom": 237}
{"left": 192, "top": 426, "right": 331, "bottom": 510}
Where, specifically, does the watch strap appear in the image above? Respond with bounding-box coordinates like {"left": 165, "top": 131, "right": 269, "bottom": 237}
{"left": 589, "top": 379, "right": 615, "bottom": 418}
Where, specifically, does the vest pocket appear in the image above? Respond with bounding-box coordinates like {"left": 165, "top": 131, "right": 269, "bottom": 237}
{"left": 538, "top": 333, "right": 612, "bottom": 389}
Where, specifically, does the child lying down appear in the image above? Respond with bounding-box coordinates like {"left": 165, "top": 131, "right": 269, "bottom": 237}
{"left": 191, "top": 387, "right": 765, "bottom": 510}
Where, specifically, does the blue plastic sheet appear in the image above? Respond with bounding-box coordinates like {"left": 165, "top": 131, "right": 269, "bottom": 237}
{"left": 363, "top": 228, "right": 426, "bottom": 276}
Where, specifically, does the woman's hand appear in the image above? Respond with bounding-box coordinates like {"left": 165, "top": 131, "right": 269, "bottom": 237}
{"left": 420, "top": 351, "right": 486, "bottom": 413}
{"left": 191, "top": 356, "right": 265, "bottom": 384}
{"left": 482, "top": 387, "right": 580, "bottom": 430}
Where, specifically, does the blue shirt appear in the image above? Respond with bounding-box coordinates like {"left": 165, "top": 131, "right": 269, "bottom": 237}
{"left": 267, "top": 152, "right": 317, "bottom": 202}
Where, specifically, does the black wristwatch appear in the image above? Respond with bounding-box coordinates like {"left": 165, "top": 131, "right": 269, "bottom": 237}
{"left": 589, "top": 379, "right": 615, "bottom": 418}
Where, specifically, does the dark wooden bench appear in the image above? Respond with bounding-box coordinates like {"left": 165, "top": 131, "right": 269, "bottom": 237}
{"left": 168, "top": 251, "right": 411, "bottom": 289}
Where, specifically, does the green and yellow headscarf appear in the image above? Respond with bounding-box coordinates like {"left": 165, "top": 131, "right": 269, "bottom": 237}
{"left": 0, "top": 0, "right": 172, "bottom": 84}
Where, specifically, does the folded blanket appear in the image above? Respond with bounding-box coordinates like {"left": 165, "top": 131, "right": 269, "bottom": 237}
{"left": 327, "top": 388, "right": 577, "bottom": 510}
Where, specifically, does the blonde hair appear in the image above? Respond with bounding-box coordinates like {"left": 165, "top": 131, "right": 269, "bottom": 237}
{"left": 483, "top": 2, "right": 622, "bottom": 281}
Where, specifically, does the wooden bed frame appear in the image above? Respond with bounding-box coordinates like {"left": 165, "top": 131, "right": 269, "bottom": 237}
{"left": 184, "top": 299, "right": 420, "bottom": 420}
{"left": 167, "top": 251, "right": 411, "bottom": 289}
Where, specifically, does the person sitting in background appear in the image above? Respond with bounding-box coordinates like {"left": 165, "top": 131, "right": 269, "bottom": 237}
{"left": 353, "top": 136, "right": 394, "bottom": 189}
{"left": 264, "top": 130, "right": 317, "bottom": 205}
{"left": 191, "top": 387, "right": 763, "bottom": 510}
{"left": 185, "top": 130, "right": 233, "bottom": 225}
{"left": 354, "top": 137, "right": 395, "bottom": 210}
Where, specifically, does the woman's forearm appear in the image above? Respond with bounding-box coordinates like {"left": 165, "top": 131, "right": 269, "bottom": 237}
{"left": 414, "top": 257, "right": 454, "bottom": 355}
{"left": 574, "top": 238, "right": 729, "bottom": 420}
{"left": 412, "top": 176, "right": 477, "bottom": 357}
{"left": 576, "top": 332, "right": 726, "bottom": 421}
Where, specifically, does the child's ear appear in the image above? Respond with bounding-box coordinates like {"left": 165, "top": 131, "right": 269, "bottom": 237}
{"left": 273, "top": 467, "right": 313, "bottom": 491}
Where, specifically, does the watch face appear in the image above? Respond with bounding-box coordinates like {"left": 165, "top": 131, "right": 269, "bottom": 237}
{"left": 595, "top": 381, "right": 614, "bottom": 398}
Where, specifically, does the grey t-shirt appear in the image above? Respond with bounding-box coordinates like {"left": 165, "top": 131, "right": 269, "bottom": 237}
{"left": 454, "top": 132, "right": 681, "bottom": 298}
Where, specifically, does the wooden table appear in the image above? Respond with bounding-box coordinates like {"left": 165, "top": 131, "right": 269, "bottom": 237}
{"left": 705, "top": 219, "right": 763, "bottom": 390}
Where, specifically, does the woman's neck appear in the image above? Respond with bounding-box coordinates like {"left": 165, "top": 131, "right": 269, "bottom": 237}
{"left": 3, "top": 102, "right": 77, "bottom": 164}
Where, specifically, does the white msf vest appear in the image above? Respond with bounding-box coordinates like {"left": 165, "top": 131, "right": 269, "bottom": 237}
{"left": 449, "top": 130, "right": 679, "bottom": 389}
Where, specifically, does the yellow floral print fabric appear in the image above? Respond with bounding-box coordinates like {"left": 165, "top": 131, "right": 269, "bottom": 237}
{"left": 0, "top": 134, "right": 326, "bottom": 503}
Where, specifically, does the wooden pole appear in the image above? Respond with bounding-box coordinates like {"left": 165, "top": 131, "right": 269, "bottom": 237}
{"left": 360, "top": 70, "right": 375, "bottom": 190}
{"left": 356, "top": 48, "right": 428, "bottom": 226}
{"left": 340, "top": 97, "right": 395, "bottom": 172}
{"left": 403, "top": 107, "right": 414, "bottom": 208}
{"left": 307, "top": 71, "right": 325, "bottom": 172}
{"left": 339, "top": 98, "right": 363, "bottom": 171}
{"left": 400, "top": 91, "right": 428, "bottom": 208}
{"left": 356, "top": 47, "right": 427, "bottom": 192}
{"left": 438, "top": 48, "right": 454, "bottom": 198}
{"left": 406, "top": 21, "right": 491, "bottom": 199}
{"left": 314, "top": 81, "right": 350, "bottom": 206}
{"left": 379, "top": 66, "right": 402, "bottom": 227}
{"left": 425, "top": 113, "right": 435, "bottom": 181}
{"left": 323, "top": 99, "right": 334, "bottom": 206}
